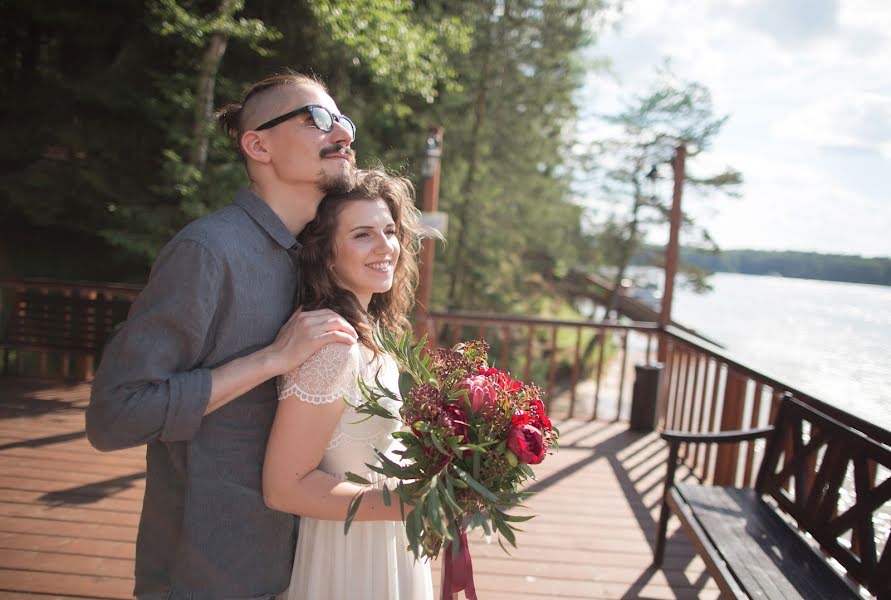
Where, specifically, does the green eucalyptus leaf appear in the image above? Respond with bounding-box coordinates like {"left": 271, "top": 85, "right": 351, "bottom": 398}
{"left": 452, "top": 465, "right": 497, "bottom": 502}
{"left": 344, "top": 472, "right": 372, "bottom": 485}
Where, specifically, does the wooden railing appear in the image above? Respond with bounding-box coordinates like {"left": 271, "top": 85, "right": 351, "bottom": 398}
{"left": 3, "top": 278, "right": 887, "bottom": 511}
{"left": 659, "top": 325, "right": 891, "bottom": 491}
{"left": 430, "top": 311, "right": 660, "bottom": 421}
{"left": 0, "top": 278, "right": 141, "bottom": 379}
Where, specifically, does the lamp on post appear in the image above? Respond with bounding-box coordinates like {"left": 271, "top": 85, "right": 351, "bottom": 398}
{"left": 415, "top": 127, "right": 444, "bottom": 347}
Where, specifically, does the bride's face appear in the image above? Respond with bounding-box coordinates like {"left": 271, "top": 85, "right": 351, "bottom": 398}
{"left": 330, "top": 198, "right": 400, "bottom": 310}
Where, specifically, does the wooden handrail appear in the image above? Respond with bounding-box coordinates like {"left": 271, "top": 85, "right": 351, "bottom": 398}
{"left": 430, "top": 310, "right": 660, "bottom": 332}
{"left": 0, "top": 277, "right": 142, "bottom": 298}
{"left": 662, "top": 325, "right": 891, "bottom": 448}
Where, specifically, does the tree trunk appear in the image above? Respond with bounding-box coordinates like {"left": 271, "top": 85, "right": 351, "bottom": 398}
{"left": 188, "top": 0, "right": 238, "bottom": 172}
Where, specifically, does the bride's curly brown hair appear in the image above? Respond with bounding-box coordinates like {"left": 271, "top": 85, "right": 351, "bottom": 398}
{"left": 297, "top": 168, "right": 424, "bottom": 352}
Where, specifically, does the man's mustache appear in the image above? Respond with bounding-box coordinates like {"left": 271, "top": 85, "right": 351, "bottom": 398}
{"left": 320, "top": 144, "right": 355, "bottom": 162}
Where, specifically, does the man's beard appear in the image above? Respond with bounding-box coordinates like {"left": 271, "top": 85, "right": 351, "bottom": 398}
{"left": 319, "top": 165, "right": 356, "bottom": 195}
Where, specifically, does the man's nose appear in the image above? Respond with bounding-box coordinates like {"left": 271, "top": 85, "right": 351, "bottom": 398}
{"left": 331, "top": 118, "right": 353, "bottom": 146}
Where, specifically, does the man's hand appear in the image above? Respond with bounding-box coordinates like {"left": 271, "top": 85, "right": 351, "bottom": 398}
{"left": 265, "top": 308, "right": 358, "bottom": 375}
{"left": 205, "top": 308, "right": 357, "bottom": 416}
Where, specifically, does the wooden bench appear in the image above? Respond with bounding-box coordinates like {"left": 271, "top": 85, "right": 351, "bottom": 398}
{"left": 1, "top": 281, "right": 135, "bottom": 379}
{"left": 654, "top": 393, "right": 891, "bottom": 599}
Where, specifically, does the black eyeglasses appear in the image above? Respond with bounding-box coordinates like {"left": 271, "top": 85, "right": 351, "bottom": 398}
{"left": 254, "top": 104, "right": 356, "bottom": 140}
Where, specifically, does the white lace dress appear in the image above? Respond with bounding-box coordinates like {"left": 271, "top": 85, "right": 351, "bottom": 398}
{"left": 276, "top": 343, "right": 433, "bottom": 600}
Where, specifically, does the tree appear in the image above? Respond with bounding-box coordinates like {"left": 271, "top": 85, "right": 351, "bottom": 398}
{"left": 0, "top": 0, "right": 470, "bottom": 272}
{"left": 590, "top": 68, "right": 743, "bottom": 314}
{"left": 429, "top": 0, "right": 609, "bottom": 313}
{"left": 0, "top": 0, "right": 615, "bottom": 312}
{"left": 149, "top": 0, "right": 282, "bottom": 172}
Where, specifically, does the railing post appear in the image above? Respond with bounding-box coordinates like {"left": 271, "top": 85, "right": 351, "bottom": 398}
{"left": 714, "top": 371, "right": 746, "bottom": 485}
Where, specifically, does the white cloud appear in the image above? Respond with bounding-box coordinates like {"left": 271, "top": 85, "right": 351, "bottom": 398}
{"left": 773, "top": 92, "right": 891, "bottom": 159}
{"left": 578, "top": 0, "right": 891, "bottom": 257}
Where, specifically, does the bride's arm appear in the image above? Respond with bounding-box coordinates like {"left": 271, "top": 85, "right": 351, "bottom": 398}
{"left": 262, "top": 378, "right": 402, "bottom": 522}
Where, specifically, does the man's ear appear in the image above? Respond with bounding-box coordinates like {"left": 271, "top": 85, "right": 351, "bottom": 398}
{"left": 241, "top": 131, "right": 271, "bottom": 163}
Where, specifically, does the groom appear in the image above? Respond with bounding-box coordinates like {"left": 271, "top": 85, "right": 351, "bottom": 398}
{"left": 87, "top": 72, "right": 359, "bottom": 599}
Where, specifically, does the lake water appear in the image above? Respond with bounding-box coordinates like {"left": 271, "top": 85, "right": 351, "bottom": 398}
{"left": 668, "top": 272, "right": 891, "bottom": 429}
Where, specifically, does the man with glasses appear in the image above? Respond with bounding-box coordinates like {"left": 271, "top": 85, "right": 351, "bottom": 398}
{"left": 88, "top": 72, "right": 359, "bottom": 599}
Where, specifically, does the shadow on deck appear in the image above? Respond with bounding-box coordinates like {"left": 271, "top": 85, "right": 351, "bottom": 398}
{"left": 0, "top": 378, "right": 717, "bottom": 599}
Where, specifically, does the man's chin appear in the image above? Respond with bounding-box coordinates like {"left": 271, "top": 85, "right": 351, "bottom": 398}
{"left": 320, "top": 167, "right": 357, "bottom": 195}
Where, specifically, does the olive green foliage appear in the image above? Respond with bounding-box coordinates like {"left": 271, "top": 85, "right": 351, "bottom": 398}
{"left": 2, "top": 0, "right": 611, "bottom": 313}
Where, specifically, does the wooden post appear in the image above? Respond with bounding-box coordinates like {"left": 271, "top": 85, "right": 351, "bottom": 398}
{"left": 415, "top": 127, "right": 443, "bottom": 348}
{"left": 657, "top": 144, "right": 686, "bottom": 363}
{"left": 714, "top": 371, "right": 746, "bottom": 486}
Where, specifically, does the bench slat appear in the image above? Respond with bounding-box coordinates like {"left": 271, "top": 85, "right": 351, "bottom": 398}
{"left": 676, "top": 484, "right": 863, "bottom": 600}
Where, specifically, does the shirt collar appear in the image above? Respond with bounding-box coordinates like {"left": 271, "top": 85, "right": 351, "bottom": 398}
{"left": 234, "top": 187, "right": 302, "bottom": 251}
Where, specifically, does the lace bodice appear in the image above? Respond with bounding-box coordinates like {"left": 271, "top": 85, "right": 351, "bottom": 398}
{"left": 277, "top": 343, "right": 402, "bottom": 477}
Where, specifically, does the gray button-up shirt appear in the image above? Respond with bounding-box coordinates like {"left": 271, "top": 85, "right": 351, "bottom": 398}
{"left": 87, "top": 188, "right": 300, "bottom": 598}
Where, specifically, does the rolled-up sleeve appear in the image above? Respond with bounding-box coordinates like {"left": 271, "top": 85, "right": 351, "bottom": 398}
{"left": 86, "top": 238, "right": 221, "bottom": 451}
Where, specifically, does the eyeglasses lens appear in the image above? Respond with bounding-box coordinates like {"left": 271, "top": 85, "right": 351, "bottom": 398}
{"left": 309, "top": 106, "right": 334, "bottom": 132}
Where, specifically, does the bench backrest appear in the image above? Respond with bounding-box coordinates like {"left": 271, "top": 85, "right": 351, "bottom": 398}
{"left": 3, "top": 289, "right": 131, "bottom": 354}
{"left": 756, "top": 395, "right": 891, "bottom": 597}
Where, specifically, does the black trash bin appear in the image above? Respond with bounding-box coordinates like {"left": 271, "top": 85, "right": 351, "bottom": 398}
{"left": 629, "top": 363, "right": 662, "bottom": 432}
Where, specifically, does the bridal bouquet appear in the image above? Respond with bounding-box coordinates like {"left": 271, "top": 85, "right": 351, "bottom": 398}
{"left": 344, "top": 330, "right": 558, "bottom": 599}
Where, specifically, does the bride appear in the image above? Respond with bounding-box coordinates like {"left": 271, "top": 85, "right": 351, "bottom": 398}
{"left": 263, "top": 168, "right": 434, "bottom": 600}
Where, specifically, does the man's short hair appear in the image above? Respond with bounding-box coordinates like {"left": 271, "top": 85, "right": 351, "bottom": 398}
{"left": 215, "top": 70, "right": 328, "bottom": 153}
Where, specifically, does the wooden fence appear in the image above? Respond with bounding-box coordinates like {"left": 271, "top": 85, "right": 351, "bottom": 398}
{"left": 2, "top": 278, "right": 888, "bottom": 512}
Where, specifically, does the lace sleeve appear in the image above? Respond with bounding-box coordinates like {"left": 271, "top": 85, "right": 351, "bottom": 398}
{"left": 277, "top": 343, "right": 359, "bottom": 404}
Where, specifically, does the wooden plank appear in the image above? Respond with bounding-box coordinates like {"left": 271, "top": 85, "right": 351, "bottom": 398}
{"left": 0, "top": 567, "right": 132, "bottom": 599}
{"left": 0, "top": 532, "right": 135, "bottom": 559}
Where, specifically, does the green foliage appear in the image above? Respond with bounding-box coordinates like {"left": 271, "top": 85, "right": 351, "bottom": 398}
{"left": 308, "top": 0, "right": 471, "bottom": 114}
{"left": 150, "top": 0, "right": 282, "bottom": 54}
{"left": 677, "top": 248, "right": 891, "bottom": 287}
{"left": 431, "top": 0, "right": 608, "bottom": 312}
{"left": 1, "top": 0, "right": 616, "bottom": 307}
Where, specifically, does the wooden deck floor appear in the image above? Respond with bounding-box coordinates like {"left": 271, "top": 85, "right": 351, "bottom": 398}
{"left": 0, "top": 378, "right": 719, "bottom": 599}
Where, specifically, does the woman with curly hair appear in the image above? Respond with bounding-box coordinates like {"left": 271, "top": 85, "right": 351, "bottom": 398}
{"left": 263, "top": 169, "right": 434, "bottom": 600}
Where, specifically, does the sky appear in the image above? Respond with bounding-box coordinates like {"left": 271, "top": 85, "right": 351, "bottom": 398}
{"left": 577, "top": 0, "right": 891, "bottom": 258}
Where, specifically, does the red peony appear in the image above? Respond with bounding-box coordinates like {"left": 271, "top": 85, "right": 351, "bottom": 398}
{"left": 506, "top": 424, "right": 545, "bottom": 464}
{"left": 458, "top": 375, "right": 499, "bottom": 412}
{"left": 511, "top": 410, "right": 531, "bottom": 428}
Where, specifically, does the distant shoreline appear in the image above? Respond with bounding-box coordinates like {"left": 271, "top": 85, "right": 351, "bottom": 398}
{"left": 636, "top": 247, "right": 891, "bottom": 288}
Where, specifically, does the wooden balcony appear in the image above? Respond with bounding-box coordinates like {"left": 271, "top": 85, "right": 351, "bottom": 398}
{"left": 0, "top": 378, "right": 718, "bottom": 599}
{"left": 1, "top": 279, "right": 887, "bottom": 598}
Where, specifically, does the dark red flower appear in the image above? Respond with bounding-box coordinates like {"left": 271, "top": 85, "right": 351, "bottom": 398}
{"left": 442, "top": 403, "right": 470, "bottom": 444}
{"left": 506, "top": 424, "right": 545, "bottom": 464}
{"left": 511, "top": 410, "right": 531, "bottom": 428}
{"left": 528, "top": 398, "right": 552, "bottom": 433}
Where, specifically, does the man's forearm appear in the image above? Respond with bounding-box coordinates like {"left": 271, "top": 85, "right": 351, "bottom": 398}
{"left": 206, "top": 348, "right": 283, "bottom": 415}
